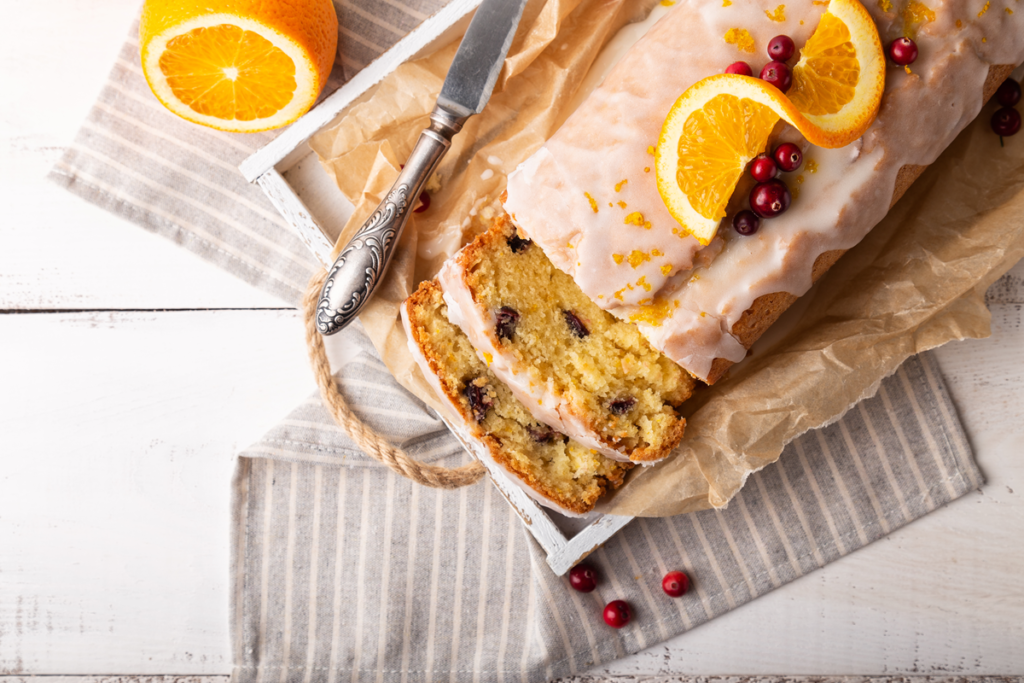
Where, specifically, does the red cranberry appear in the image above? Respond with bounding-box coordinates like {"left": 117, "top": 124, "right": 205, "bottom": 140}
{"left": 750, "top": 154, "right": 778, "bottom": 182}
{"left": 662, "top": 570, "right": 690, "bottom": 597}
{"left": 603, "top": 600, "right": 631, "bottom": 628}
{"left": 773, "top": 142, "right": 803, "bottom": 172}
{"left": 413, "top": 190, "right": 431, "bottom": 213}
{"left": 750, "top": 179, "right": 792, "bottom": 218}
{"left": 996, "top": 78, "right": 1021, "bottom": 107}
{"left": 760, "top": 61, "right": 793, "bottom": 93}
{"left": 767, "top": 35, "right": 796, "bottom": 62}
{"left": 725, "top": 61, "right": 753, "bottom": 76}
{"left": 733, "top": 210, "right": 761, "bottom": 235}
{"left": 992, "top": 107, "right": 1021, "bottom": 137}
{"left": 888, "top": 37, "right": 918, "bottom": 66}
{"left": 568, "top": 564, "right": 598, "bottom": 592}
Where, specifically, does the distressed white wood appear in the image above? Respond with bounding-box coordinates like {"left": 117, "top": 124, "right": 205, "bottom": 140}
{"left": 0, "top": 310, "right": 316, "bottom": 675}
{"left": 238, "top": 0, "right": 482, "bottom": 181}
{"left": 255, "top": 169, "right": 335, "bottom": 267}
{"left": 1, "top": 0, "right": 1023, "bottom": 677}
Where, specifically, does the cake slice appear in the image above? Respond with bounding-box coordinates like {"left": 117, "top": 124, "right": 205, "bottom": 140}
{"left": 437, "top": 214, "right": 695, "bottom": 463}
{"left": 401, "top": 280, "right": 632, "bottom": 515}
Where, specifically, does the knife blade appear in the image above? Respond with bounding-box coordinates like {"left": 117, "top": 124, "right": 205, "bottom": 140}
{"left": 316, "top": 0, "right": 530, "bottom": 336}
{"left": 438, "top": 0, "right": 529, "bottom": 117}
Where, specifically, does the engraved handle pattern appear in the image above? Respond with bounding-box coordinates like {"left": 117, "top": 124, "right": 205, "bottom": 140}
{"left": 316, "top": 106, "right": 467, "bottom": 336}
{"left": 316, "top": 184, "right": 410, "bottom": 335}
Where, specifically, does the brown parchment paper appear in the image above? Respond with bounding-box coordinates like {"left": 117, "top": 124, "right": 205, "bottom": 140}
{"left": 309, "top": 1, "right": 1024, "bottom": 518}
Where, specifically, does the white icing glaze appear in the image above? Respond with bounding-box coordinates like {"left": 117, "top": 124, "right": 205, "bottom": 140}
{"left": 437, "top": 256, "right": 639, "bottom": 462}
{"left": 505, "top": 0, "right": 1024, "bottom": 381}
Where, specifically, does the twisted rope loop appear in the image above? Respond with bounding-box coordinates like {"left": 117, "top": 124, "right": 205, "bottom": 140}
{"left": 303, "top": 269, "right": 486, "bottom": 489}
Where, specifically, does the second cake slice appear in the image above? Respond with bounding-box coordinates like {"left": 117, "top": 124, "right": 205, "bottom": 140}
{"left": 438, "top": 214, "right": 695, "bottom": 463}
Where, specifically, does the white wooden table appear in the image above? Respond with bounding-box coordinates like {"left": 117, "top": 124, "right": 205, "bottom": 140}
{"left": 1, "top": 0, "right": 1022, "bottom": 677}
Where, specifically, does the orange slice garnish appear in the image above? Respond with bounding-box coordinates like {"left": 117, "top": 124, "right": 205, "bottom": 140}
{"left": 655, "top": 0, "right": 884, "bottom": 245}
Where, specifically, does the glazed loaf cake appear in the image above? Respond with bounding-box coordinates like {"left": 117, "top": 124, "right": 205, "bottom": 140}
{"left": 401, "top": 279, "right": 632, "bottom": 515}
{"left": 503, "top": 0, "right": 1024, "bottom": 384}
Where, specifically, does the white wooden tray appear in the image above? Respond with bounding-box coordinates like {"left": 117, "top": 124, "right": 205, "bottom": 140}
{"left": 240, "top": 0, "right": 640, "bottom": 575}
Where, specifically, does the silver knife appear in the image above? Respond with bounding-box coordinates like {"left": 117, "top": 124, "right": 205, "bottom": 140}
{"left": 315, "top": 0, "right": 529, "bottom": 336}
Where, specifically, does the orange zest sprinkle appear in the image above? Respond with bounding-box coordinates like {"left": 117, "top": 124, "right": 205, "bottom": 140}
{"left": 615, "top": 179, "right": 628, "bottom": 192}
{"left": 637, "top": 276, "right": 652, "bottom": 292}
{"left": 900, "top": 1, "right": 935, "bottom": 36}
{"left": 628, "top": 250, "right": 651, "bottom": 268}
{"left": 612, "top": 254, "right": 624, "bottom": 265}
{"left": 584, "top": 192, "right": 598, "bottom": 213}
{"left": 724, "top": 28, "right": 756, "bottom": 53}
{"left": 661, "top": 264, "right": 673, "bottom": 275}
{"left": 978, "top": 0, "right": 990, "bottom": 16}
{"left": 624, "top": 212, "right": 652, "bottom": 229}
{"left": 806, "top": 159, "right": 818, "bottom": 173}
{"left": 617, "top": 200, "right": 628, "bottom": 208}
{"left": 628, "top": 298, "right": 678, "bottom": 327}
{"left": 765, "top": 4, "right": 786, "bottom": 21}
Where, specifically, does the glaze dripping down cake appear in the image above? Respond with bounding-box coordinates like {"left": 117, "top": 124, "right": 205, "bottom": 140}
{"left": 401, "top": 280, "right": 632, "bottom": 515}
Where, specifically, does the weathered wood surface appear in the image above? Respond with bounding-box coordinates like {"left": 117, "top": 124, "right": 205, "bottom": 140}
{"left": 1, "top": 0, "right": 1022, "bottom": 677}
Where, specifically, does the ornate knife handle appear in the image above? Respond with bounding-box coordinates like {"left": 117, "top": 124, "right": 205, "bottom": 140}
{"left": 316, "top": 106, "right": 468, "bottom": 336}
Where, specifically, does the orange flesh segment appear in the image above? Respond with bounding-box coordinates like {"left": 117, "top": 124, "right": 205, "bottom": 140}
{"left": 677, "top": 95, "right": 778, "bottom": 220}
{"left": 789, "top": 14, "right": 860, "bottom": 115}
{"left": 159, "top": 24, "right": 297, "bottom": 121}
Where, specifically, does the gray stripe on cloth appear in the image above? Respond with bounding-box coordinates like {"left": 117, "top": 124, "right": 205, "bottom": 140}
{"left": 231, "top": 326, "right": 981, "bottom": 683}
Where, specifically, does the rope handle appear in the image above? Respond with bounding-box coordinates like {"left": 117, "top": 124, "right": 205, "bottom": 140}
{"left": 303, "top": 269, "right": 486, "bottom": 489}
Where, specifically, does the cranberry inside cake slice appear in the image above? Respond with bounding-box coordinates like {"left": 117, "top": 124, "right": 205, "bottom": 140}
{"left": 438, "top": 214, "right": 694, "bottom": 463}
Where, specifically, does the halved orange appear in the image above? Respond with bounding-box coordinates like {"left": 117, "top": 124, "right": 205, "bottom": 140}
{"left": 139, "top": 0, "right": 338, "bottom": 133}
{"left": 655, "top": 0, "right": 884, "bottom": 245}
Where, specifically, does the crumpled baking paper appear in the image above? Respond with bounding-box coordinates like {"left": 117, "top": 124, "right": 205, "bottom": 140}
{"left": 309, "top": 0, "right": 1024, "bottom": 517}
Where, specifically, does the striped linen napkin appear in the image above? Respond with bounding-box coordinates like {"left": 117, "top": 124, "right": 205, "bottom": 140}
{"left": 49, "top": 1, "right": 983, "bottom": 681}
{"left": 232, "top": 328, "right": 978, "bottom": 682}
